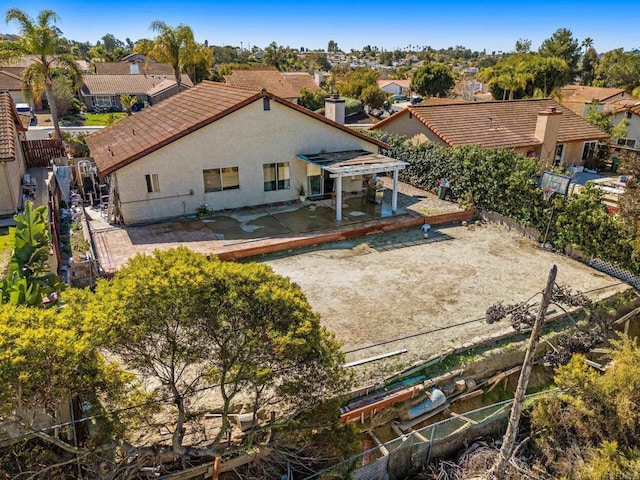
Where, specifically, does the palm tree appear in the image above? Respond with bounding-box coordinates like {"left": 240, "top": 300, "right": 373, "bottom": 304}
{"left": 0, "top": 9, "right": 82, "bottom": 139}
{"left": 185, "top": 42, "right": 212, "bottom": 84}
{"left": 120, "top": 94, "right": 137, "bottom": 116}
{"left": 496, "top": 65, "right": 533, "bottom": 100}
{"left": 148, "top": 21, "right": 195, "bottom": 92}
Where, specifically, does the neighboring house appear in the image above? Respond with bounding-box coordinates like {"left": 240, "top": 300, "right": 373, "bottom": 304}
{"left": 377, "top": 79, "right": 411, "bottom": 96}
{"left": 223, "top": 67, "right": 318, "bottom": 103}
{"left": 0, "top": 69, "right": 25, "bottom": 105}
{"left": 79, "top": 74, "right": 193, "bottom": 111}
{"left": 603, "top": 98, "right": 640, "bottom": 150}
{"left": 370, "top": 99, "right": 610, "bottom": 169}
{"left": 559, "top": 85, "right": 632, "bottom": 117}
{"left": 84, "top": 81, "right": 407, "bottom": 225}
{"left": 0, "top": 92, "right": 28, "bottom": 217}
{"left": 91, "top": 61, "right": 174, "bottom": 75}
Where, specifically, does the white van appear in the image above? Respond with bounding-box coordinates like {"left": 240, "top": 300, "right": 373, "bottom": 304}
{"left": 15, "top": 103, "right": 34, "bottom": 118}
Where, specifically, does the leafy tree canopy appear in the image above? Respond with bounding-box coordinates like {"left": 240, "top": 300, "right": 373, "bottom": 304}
{"left": 531, "top": 337, "right": 640, "bottom": 479}
{"left": 88, "top": 247, "right": 347, "bottom": 453}
{"left": 595, "top": 48, "right": 640, "bottom": 92}
{"left": 538, "top": 28, "right": 581, "bottom": 82}
{"left": 410, "top": 62, "right": 455, "bottom": 98}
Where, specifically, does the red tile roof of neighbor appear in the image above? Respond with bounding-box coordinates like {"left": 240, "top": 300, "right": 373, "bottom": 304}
{"left": 559, "top": 85, "right": 629, "bottom": 115}
{"left": 223, "top": 67, "right": 302, "bottom": 99}
{"left": 85, "top": 81, "right": 388, "bottom": 175}
{"left": 0, "top": 69, "right": 23, "bottom": 90}
{"left": 560, "top": 85, "right": 627, "bottom": 104}
{"left": 0, "top": 91, "right": 25, "bottom": 161}
{"left": 280, "top": 72, "right": 320, "bottom": 92}
{"left": 605, "top": 98, "right": 640, "bottom": 116}
{"left": 372, "top": 98, "right": 609, "bottom": 149}
{"left": 80, "top": 74, "right": 193, "bottom": 96}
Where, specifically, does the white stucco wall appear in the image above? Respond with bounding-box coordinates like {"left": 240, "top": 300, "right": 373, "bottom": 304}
{"left": 612, "top": 112, "right": 640, "bottom": 148}
{"left": 0, "top": 129, "right": 26, "bottom": 216}
{"left": 115, "top": 99, "right": 381, "bottom": 224}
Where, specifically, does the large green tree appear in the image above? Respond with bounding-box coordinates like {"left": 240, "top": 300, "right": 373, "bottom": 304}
{"left": 410, "top": 62, "right": 455, "bottom": 98}
{"left": 89, "top": 247, "right": 347, "bottom": 454}
{"left": 148, "top": 21, "right": 196, "bottom": 91}
{"left": 538, "top": 28, "right": 581, "bottom": 82}
{"left": 335, "top": 67, "right": 378, "bottom": 98}
{"left": 0, "top": 290, "right": 145, "bottom": 478}
{"left": 482, "top": 54, "right": 569, "bottom": 100}
{"left": 595, "top": 49, "right": 640, "bottom": 91}
{"left": 0, "top": 9, "right": 82, "bottom": 139}
{"left": 531, "top": 337, "right": 640, "bottom": 479}
{"left": 360, "top": 85, "right": 388, "bottom": 115}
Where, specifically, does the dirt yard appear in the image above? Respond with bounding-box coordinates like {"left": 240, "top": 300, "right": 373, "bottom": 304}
{"left": 260, "top": 222, "right": 627, "bottom": 376}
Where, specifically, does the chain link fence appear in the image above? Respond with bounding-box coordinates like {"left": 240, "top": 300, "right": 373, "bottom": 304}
{"left": 305, "top": 390, "right": 557, "bottom": 480}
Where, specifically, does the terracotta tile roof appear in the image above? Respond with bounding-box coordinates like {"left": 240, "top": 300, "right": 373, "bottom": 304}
{"left": 372, "top": 98, "right": 609, "bottom": 148}
{"left": 560, "top": 85, "right": 627, "bottom": 104}
{"left": 420, "top": 98, "right": 469, "bottom": 106}
{"left": 85, "top": 81, "right": 388, "bottom": 175}
{"left": 0, "top": 69, "right": 23, "bottom": 90}
{"left": 80, "top": 74, "right": 193, "bottom": 96}
{"left": 280, "top": 72, "right": 320, "bottom": 92}
{"left": 223, "top": 67, "right": 301, "bottom": 99}
{"left": 559, "top": 85, "right": 629, "bottom": 115}
{"left": 605, "top": 98, "right": 640, "bottom": 116}
{"left": 92, "top": 62, "right": 175, "bottom": 75}
{"left": 0, "top": 92, "right": 24, "bottom": 161}
{"left": 146, "top": 79, "right": 179, "bottom": 97}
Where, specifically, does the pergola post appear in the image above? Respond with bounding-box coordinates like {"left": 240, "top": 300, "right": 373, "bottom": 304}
{"left": 392, "top": 169, "right": 399, "bottom": 213}
{"left": 336, "top": 175, "right": 343, "bottom": 221}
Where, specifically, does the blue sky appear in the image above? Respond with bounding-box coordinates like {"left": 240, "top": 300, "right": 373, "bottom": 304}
{"left": 2, "top": 0, "right": 639, "bottom": 54}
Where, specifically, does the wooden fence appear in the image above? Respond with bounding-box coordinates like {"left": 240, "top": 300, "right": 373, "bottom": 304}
{"left": 21, "top": 139, "right": 66, "bottom": 168}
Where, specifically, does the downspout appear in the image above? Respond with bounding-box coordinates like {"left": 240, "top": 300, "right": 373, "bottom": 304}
{"left": 2, "top": 161, "right": 18, "bottom": 213}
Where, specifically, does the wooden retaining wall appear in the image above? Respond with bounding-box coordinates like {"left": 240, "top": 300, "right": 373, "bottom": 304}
{"left": 216, "top": 210, "right": 473, "bottom": 261}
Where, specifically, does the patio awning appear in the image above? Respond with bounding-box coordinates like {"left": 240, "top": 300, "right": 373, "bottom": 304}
{"left": 296, "top": 149, "right": 408, "bottom": 177}
{"left": 296, "top": 150, "right": 408, "bottom": 221}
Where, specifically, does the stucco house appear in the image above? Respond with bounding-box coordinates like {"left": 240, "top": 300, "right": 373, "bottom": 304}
{"left": 559, "top": 85, "right": 632, "bottom": 117}
{"left": 0, "top": 92, "right": 28, "bottom": 217}
{"left": 604, "top": 98, "right": 640, "bottom": 150}
{"left": 377, "top": 79, "right": 411, "bottom": 96}
{"left": 370, "top": 99, "right": 610, "bottom": 169}
{"left": 84, "top": 82, "right": 406, "bottom": 225}
{"left": 79, "top": 74, "right": 193, "bottom": 112}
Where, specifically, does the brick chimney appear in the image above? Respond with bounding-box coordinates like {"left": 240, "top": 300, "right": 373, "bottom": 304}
{"left": 534, "top": 106, "right": 563, "bottom": 166}
{"left": 325, "top": 93, "right": 345, "bottom": 124}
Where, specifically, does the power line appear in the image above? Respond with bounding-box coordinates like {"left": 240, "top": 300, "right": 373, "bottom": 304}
{"left": 4, "top": 281, "right": 627, "bottom": 443}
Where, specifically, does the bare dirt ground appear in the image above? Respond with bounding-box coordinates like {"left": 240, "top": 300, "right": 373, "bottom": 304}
{"left": 260, "top": 222, "right": 628, "bottom": 379}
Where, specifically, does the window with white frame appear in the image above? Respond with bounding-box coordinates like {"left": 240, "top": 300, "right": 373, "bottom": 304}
{"left": 145, "top": 174, "right": 160, "bottom": 193}
{"left": 582, "top": 141, "right": 597, "bottom": 162}
{"left": 553, "top": 144, "right": 565, "bottom": 166}
{"left": 94, "top": 95, "right": 112, "bottom": 107}
{"left": 263, "top": 162, "right": 290, "bottom": 191}
{"left": 203, "top": 167, "right": 239, "bottom": 192}
{"left": 617, "top": 138, "right": 636, "bottom": 148}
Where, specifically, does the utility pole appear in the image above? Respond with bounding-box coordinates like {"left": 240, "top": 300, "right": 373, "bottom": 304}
{"left": 489, "top": 265, "right": 557, "bottom": 480}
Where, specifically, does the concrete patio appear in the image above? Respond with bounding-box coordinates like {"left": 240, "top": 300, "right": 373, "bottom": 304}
{"left": 87, "top": 180, "right": 470, "bottom": 275}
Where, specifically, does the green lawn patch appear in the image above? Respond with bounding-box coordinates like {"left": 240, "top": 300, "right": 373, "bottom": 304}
{"left": 0, "top": 226, "right": 15, "bottom": 276}
{"left": 84, "top": 112, "right": 126, "bottom": 126}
